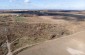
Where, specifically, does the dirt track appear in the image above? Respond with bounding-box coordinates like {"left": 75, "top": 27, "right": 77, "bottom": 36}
{"left": 17, "top": 31, "right": 85, "bottom": 55}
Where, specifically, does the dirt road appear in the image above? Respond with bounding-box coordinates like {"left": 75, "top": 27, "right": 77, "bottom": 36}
{"left": 4, "top": 27, "right": 13, "bottom": 55}
{"left": 17, "top": 31, "right": 85, "bottom": 55}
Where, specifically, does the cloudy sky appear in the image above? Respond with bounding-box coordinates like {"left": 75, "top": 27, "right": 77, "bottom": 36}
{"left": 0, "top": 0, "right": 85, "bottom": 10}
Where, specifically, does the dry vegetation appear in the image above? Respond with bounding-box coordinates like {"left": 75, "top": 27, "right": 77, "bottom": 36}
{"left": 0, "top": 12, "right": 85, "bottom": 55}
{"left": 0, "top": 17, "right": 9, "bottom": 55}
{"left": 9, "top": 23, "right": 70, "bottom": 51}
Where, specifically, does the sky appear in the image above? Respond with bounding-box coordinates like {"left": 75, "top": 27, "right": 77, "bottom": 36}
{"left": 0, "top": 0, "right": 85, "bottom": 10}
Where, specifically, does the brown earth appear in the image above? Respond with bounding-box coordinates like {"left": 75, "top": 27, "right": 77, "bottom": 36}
{"left": 0, "top": 13, "right": 85, "bottom": 55}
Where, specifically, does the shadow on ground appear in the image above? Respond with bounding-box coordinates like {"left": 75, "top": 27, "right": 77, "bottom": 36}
{"left": 43, "top": 13, "right": 85, "bottom": 21}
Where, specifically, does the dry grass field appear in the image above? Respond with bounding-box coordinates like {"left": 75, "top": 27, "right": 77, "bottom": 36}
{"left": 0, "top": 11, "right": 85, "bottom": 55}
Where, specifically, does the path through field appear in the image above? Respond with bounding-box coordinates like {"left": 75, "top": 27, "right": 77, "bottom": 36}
{"left": 4, "top": 27, "right": 13, "bottom": 55}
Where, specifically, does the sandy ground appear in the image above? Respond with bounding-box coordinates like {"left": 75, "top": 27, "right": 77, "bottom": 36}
{"left": 17, "top": 31, "right": 85, "bottom": 55}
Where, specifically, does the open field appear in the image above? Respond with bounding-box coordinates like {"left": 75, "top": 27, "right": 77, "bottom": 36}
{"left": 0, "top": 11, "right": 85, "bottom": 55}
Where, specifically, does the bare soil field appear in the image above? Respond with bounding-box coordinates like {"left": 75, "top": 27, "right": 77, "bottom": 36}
{"left": 0, "top": 12, "right": 85, "bottom": 55}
